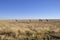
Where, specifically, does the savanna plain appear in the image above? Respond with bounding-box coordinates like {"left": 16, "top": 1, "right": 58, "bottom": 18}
{"left": 0, "top": 19, "right": 60, "bottom": 40}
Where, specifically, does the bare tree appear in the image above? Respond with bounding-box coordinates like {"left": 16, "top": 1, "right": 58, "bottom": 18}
{"left": 16, "top": 20, "right": 18, "bottom": 22}
{"left": 46, "top": 19, "right": 48, "bottom": 22}
{"left": 39, "top": 19, "right": 42, "bottom": 22}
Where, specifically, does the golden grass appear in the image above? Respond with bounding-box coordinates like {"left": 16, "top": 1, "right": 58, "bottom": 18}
{"left": 0, "top": 19, "right": 60, "bottom": 40}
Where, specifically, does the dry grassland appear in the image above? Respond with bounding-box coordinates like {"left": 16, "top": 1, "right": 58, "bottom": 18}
{"left": 0, "top": 19, "right": 60, "bottom": 40}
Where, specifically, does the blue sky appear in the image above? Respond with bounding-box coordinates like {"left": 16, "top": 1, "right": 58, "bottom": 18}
{"left": 0, "top": 0, "right": 60, "bottom": 19}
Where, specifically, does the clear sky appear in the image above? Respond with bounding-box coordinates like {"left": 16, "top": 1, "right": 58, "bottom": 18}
{"left": 0, "top": 0, "right": 60, "bottom": 19}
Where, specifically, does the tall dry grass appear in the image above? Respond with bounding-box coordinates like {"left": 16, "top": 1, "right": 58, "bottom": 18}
{"left": 0, "top": 19, "right": 60, "bottom": 40}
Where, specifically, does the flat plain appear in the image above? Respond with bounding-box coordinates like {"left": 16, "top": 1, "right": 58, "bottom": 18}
{"left": 0, "top": 19, "right": 60, "bottom": 40}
